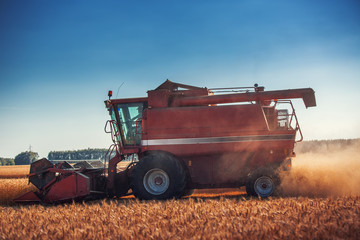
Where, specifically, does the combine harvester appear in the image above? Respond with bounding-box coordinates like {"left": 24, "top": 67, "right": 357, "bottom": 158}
{"left": 15, "top": 80, "right": 316, "bottom": 203}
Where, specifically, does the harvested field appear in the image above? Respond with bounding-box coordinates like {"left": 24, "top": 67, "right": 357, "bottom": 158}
{"left": 0, "top": 196, "right": 359, "bottom": 239}
{"left": 0, "top": 165, "right": 29, "bottom": 178}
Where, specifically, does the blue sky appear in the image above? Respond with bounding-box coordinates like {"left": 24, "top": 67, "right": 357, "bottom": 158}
{"left": 0, "top": 0, "right": 359, "bottom": 158}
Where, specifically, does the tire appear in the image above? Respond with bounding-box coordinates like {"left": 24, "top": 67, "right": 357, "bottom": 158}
{"left": 130, "top": 153, "right": 186, "bottom": 200}
{"left": 246, "top": 169, "right": 279, "bottom": 198}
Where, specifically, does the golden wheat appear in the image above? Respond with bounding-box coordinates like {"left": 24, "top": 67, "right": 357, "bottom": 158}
{"left": 1, "top": 176, "right": 359, "bottom": 239}
{"left": 2, "top": 175, "right": 358, "bottom": 239}
{"left": 0, "top": 179, "right": 37, "bottom": 204}
{"left": 0, "top": 196, "right": 359, "bottom": 239}
{"left": 0, "top": 165, "right": 29, "bottom": 178}
{"left": 1, "top": 142, "right": 359, "bottom": 239}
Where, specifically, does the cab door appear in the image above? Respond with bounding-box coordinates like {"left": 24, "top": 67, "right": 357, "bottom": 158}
{"left": 115, "top": 102, "right": 144, "bottom": 146}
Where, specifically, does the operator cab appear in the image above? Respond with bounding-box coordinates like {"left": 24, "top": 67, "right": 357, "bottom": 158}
{"left": 116, "top": 103, "right": 143, "bottom": 145}
{"left": 106, "top": 98, "right": 147, "bottom": 147}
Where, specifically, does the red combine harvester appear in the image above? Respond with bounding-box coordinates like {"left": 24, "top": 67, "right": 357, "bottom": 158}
{"left": 15, "top": 80, "right": 316, "bottom": 203}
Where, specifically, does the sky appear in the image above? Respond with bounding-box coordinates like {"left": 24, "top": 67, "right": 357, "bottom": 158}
{"left": 0, "top": 0, "right": 359, "bottom": 158}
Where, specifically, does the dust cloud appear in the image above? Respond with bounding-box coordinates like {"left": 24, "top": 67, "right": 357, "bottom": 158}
{"left": 280, "top": 139, "right": 360, "bottom": 197}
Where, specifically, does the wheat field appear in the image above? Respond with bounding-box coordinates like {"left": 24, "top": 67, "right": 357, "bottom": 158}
{"left": 1, "top": 173, "right": 359, "bottom": 239}
{"left": 0, "top": 196, "right": 359, "bottom": 239}
{"left": 0, "top": 165, "right": 29, "bottom": 178}
{"left": 1, "top": 141, "right": 360, "bottom": 239}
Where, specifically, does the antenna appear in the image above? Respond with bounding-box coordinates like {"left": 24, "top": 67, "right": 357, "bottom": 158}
{"left": 116, "top": 82, "right": 125, "bottom": 98}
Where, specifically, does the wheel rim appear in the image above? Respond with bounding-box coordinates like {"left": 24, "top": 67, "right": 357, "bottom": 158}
{"left": 143, "top": 168, "right": 170, "bottom": 195}
{"left": 254, "top": 176, "right": 274, "bottom": 197}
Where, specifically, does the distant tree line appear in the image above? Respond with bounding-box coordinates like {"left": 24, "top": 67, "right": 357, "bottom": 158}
{"left": 0, "top": 157, "right": 15, "bottom": 166}
{"left": 14, "top": 151, "right": 39, "bottom": 165}
{"left": 48, "top": 148, "right": 108, "bottom": 160}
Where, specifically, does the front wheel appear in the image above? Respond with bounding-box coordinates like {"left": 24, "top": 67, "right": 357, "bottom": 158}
{"left": 130, "top": 153, "right": 186, "bottom": 200}
{"left": 143, "top": 168, "right": 170, "bottom": 195}
{"left": 246, "top": 169, "right": 279, "bottom": 198}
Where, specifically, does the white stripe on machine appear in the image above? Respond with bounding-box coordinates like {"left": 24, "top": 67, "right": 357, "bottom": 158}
{"left": 141, "top": 134, "right": 294, "bottom": 146}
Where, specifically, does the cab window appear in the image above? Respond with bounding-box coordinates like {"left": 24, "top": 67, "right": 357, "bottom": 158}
{"left": 116, "top": 103, "right": 143, "bottom": 145}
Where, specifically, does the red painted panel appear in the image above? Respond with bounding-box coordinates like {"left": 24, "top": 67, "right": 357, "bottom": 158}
{"left": 144, "top": 104, "right": 268, "bottom": 140}
{"left": 13, "top": 191, "right": 41, "bottom": 203}
{"left": 45, "top": 173, "right": 90, "bottom": 203}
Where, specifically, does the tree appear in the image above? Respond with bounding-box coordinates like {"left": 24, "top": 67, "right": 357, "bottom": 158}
{"left": 0, "top": 158, "right": 15, "bottom": 165}
{"left": 14, "top": 151, "right": 39, "bottom": 165}
{"left": 7, "top": 158, "right": 15, "bottom": 165}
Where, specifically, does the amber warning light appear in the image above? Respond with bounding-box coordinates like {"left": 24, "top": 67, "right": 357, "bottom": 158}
{"left": 108, "top": 90, "right": 113, "bottom": 99}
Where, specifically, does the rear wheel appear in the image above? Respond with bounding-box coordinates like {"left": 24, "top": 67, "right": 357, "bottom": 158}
{"left": 130, "top": 153, "right": 186, "bottom": 200}
{"left": 246, "top": 169, "right": 279, "bottom": 198}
